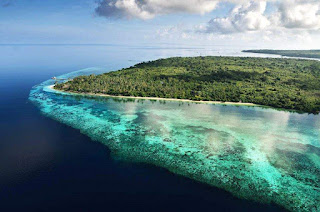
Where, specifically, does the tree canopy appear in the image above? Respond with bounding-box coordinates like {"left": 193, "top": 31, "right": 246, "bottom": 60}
{"left": 55, "top": 56, "right": 320, "bottom": 114}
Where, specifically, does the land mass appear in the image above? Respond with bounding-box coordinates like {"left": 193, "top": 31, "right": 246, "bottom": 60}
{"left": 243, "top": 49, "right": 320, "bottom": 59}
{"left": 55, "top": 56, "right": 320, "bottom": 113}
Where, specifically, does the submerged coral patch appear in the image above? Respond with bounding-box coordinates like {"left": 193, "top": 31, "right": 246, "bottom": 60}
{"left": 29, "top": 68, "right": 320, "bottom": 212}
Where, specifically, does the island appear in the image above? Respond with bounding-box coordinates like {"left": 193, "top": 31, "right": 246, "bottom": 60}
{"left": 243, "top": 49, "right": 320, "bottom": 59}
{"left": 55, "top": 56, "right": 320, "bottom": 114}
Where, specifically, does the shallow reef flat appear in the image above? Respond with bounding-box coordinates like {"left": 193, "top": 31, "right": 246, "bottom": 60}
{"left": 30, "top": 68, "right": 320, "bottom": 212}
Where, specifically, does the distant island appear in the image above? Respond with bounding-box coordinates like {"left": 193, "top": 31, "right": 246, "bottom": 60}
{"left": 55, "top": 57, "right": 320, "bottom": 114}
{"left": 243, "top": 49, "right": 320, "bottom": 59}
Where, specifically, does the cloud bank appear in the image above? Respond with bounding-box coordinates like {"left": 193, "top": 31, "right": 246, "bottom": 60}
{"left": 203, "top": 0, "right": 320, "bottom": 34}
{"left": 95, "top": 0, "right": 220, "bottom": 20}
{"left": 96, "top": 0, "right": 320, "bottom": 35}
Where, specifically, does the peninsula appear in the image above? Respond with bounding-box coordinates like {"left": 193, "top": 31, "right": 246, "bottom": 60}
{"left": 243, "top": 49, "right": 320, "bottom": 59}
{"left": 55, "top": 57, "right": 320, "bottom": 114}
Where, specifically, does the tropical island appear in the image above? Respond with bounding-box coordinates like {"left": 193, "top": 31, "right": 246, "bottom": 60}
{"left": 55, "top": 56, "right": 320, "bottom": 114}
{"left": 243, "top": 49, "right": 320, "bottom": 59}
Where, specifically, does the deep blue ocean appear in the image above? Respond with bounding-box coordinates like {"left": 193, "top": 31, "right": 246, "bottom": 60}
{"left": 0, "top": 44, "right": 288, "bottom": 211}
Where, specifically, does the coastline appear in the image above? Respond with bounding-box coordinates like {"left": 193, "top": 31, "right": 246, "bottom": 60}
{"left": 48, "top": 85, "right": 259, "bottom": 107}
{"left": 242, "top": 50, "right": 320, "bottom": 61}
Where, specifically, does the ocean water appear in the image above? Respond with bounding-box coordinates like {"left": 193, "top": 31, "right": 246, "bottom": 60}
{"left": 2, "top": 44, "right": 319, "bottom": 211}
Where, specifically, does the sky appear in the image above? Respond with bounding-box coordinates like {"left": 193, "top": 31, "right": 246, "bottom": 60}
{"left": 1, "top": 0, "right": 320, "bottom": 49}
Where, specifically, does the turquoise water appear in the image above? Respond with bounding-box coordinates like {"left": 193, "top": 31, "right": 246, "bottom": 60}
{"left": 29, "top": 68, "right": 320, "bottom": 212}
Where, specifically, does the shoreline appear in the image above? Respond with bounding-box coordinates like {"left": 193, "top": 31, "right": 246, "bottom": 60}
{"left": 242, "top": 50, "right": 320, "bottom": 61}
{"left": 48, "top": 85, "right": 259, "bottom": 107}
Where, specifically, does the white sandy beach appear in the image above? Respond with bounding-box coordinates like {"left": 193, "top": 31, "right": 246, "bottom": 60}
{"left": 48, "top": 85, "right": 259, "bottom": 107}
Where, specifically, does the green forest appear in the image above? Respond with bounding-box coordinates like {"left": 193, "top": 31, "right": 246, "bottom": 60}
{"left": 55, "top": 56, "right": 320, "bottom": 113}
{"left": 243, "top": 49, "right": 320, "bottom": 59}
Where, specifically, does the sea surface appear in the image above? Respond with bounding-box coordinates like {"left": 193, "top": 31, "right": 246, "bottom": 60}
{"left": 1, "top": 44, "right": 319, "bottom": 211}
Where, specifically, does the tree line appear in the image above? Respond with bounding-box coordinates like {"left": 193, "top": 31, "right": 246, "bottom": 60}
{"left": 55, "top": 56, "right": 320, "bottom": 113}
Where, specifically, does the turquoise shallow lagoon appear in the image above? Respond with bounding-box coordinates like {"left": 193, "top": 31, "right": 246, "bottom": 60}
{"left": 30, "top": 68, "right": 320, "bottom": 212}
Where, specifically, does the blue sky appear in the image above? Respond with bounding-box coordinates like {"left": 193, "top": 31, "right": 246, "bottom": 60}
{"left": 0, "top": 0, "right": 222, "bottom": 44}
{"left": 1, "top": 0, "right": 320, "bottom": 49}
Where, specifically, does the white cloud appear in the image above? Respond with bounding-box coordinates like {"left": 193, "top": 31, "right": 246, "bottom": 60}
{"left": 199, "top": 0, "right": 320, "bottom": 34}
{"left": 204, "top": 1, "right": 270, "bottom": 33}
{"left": 95, "top": 0, "right": 220, "bottom": 20}
{"left": 95, "top": 0, "right": 320, "bottom": 32}
{"left": 95, "top": 0, "right": 320, "bottom": 45}
{"left": 275, "top": 0, "right": 320, "bottom": 30}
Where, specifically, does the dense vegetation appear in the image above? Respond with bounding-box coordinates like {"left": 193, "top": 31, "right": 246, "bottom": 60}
{"left": 243, "top": 49, "right": 320, "bottom": 59}
{"left": 55, "top": 57, "right": 320, "bottom": 113}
